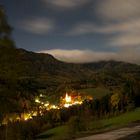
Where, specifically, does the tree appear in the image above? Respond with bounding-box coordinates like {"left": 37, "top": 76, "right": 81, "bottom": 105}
{"left": 100, "top": 94, "right": 111, "bottom": 116}
{"left": 110, "top": 93, "right": 120, "bottom": 112}
{"left": 0, "top": 5, "right": 14, "bottom": 47}
{"left": 0, "top": 5, "right": 12, "bottom": 38}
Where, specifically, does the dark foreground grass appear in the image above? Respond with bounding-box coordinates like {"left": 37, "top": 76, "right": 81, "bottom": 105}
{"left": 36, "top": 125, "right": 69, "bottom": 140}
{"left": 36, "top": 107, "right": 140, "bottom": 140}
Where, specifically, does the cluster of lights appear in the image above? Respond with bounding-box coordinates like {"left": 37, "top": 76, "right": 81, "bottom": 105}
{"left": 35, "top": 93, "right": 89, "bottom": 110}
{"left": 35, "top": 93, "right": 84, "bottom": 110}
{"left": 35, "top": 96, "right": 60, "bottom": 111}
{"left": 63, "top": 93, "right": 83, "bottom": 108}
{"left": 2, "top": 93, "right": 93, "bottom": 124}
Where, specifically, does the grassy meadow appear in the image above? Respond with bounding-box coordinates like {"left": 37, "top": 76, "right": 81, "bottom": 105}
{"left": 36, "top": 108, "right": 140, "bottom": 140}
{"left": 78, "top": 87, "right": 110, "bottom": 99}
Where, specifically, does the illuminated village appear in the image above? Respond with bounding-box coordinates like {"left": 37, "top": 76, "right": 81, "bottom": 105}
{"left": 1, "top": 93, "right": 93, "bottom": 125}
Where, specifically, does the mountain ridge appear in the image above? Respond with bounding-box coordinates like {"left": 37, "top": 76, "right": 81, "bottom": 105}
{"left": 1, "top": 45, "right": 140, "bottom": 80}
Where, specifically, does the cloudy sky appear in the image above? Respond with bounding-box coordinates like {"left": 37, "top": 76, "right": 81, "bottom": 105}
{"left": 1, "top": 0, "right": 140, "bottom": 64}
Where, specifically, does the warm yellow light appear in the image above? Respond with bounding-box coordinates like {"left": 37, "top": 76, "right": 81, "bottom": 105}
{"left": 23, "top": 113, "right": 32, "bottom": 121}
{"left": 40, "top": 94, "right": 43, "bottom": 97}
{"left": 52, "top": 105, "right": 57, "bottom": 109}
{"left": 72, "top": 101, "right": 82, "bottom": 105}
{"left": 24, "top": 117, "right": 28, "bottom": 121}
{"left": 64, "top": 103, "right": 71, "bottom": 108}
{"left": 32, "top": 111, "right": 37, "bottom": 116}
{"left": 49, "top": 105, "right": 58, "bottom": 109}
{"left": 65, "top": 93, "right": 71, "bottom": 103}
{"left": 44, "top": 103, "right": 49, "bottom": 107}
{"left": 35, "top": 98, "right": 40, "bottom": 103}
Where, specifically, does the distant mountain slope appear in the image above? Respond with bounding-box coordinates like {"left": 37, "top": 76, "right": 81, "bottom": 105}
{"left": 0, "top": 45, "right": 140, "bottom": 85}
{"left": 83, "top": 60, "right": 140, "bottom": 73}
{"left": 0, "top": 46, "right": 88, "bottom": 85}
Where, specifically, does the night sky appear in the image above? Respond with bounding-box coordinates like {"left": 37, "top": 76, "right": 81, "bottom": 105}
{"left": 1, "top": 0, "right": 140, "bottom": 64}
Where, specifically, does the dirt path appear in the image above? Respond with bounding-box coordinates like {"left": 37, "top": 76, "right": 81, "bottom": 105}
{"left": 76, "top": 124, "right": 140, "bottom": 140}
